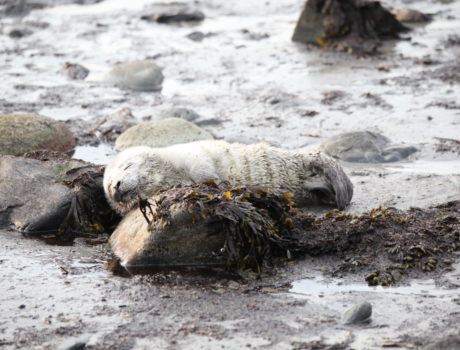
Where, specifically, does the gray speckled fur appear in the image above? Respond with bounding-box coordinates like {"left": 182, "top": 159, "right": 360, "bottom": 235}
{"left": 103, "top": 140, "right": 353, "bottom": 214}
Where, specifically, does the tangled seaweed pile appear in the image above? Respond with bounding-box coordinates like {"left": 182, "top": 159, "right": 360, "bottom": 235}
{"left": 137, "top": 181, "right": 298, "bottom": 275}
{"left": 292, "top": 201, "right": 460, "bottom": 286}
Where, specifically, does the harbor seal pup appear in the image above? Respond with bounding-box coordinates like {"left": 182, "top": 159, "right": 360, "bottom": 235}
{"left": 103, "top": 140, "right": 353, "bottom": 214}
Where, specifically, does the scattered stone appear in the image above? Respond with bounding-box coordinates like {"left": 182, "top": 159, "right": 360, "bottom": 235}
{"left": 430, "top": 62, "right": 460, "bottom": 84}
{"left": 321, "top": 91, "right": 347, "bottom": 105}
{"left": 115, "top": 117, "right": 214, "bottom": 150}
{"left": 160, "top": 108, "right": 201, "bottom": 122}
{"left": 442, "top": 34, "right": 460, "bottom": 48}
{"left": 360, "top": 93, "right": 393, "bottom": 110}
{"left": 142, "top": 11, "right": 205, "bottom": 24}
{"left": 292, "top": 0, "right": 408, "bottom": 54}
{"left": 422, "top": 334, "right": 460, "bottom": 350}
{"left": 195, "top": 118, "right": 222, "bottom": 127}
{"left": 0, "top": 153, "right": 119, "bottom": 235}
{"left": 7, "top": 27, "right": 32, "bottom": 38}
{"left": 241, "top": 29, "right": 270, "bottom": 41}
{"left": 0, "top": 114, "right": 75, "bottom": 156}
{"left": 186, "top": 31, "right": 205, "bottom": 42}
{"left": 300, "top": 110, "right": 319, "bottom": 117}
{"left": 63, "top": 62, "right": 90, "bottom": 80}
{"left": 65, "top": 108, "right": 137, "bottom": 146}
{"left": 186, "top": 31, "right": 213, "bottom": 42}
{"left": 342, "top": 301, "right": 372, "bottom": 325}
{"left": 107, "top": 60, "right": 164, "bottom": 91}
{"left": 391, "top": 8, "right": 431, "bottom": 23}
{"left": 320, "top": 131, "right": 418, "bottom": 163}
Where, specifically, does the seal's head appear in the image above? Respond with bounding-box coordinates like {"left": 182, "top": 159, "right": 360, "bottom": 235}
{"left": 103, "top": 146, "right": 164, "bottom": 214}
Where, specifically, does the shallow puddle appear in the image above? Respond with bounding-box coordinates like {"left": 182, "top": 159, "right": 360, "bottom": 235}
{"left": 290, "top": 276, "right": 457, "bottom": 297}
{"left": 73, "top": 143, "right": 116, "bottom": 164}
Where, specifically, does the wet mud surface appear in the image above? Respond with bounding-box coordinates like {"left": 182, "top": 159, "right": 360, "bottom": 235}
{"left": 1, "top": 0, "right": 460, "bottom": 349}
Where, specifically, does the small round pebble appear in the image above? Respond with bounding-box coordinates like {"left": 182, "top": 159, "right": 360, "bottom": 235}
{"left": 342, "top": 301, "right": 372, "bottom": 325}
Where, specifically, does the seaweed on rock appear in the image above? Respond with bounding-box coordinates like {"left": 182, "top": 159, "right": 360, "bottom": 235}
{"left": 136, "top": 181, "right": 298, "bottom": 276}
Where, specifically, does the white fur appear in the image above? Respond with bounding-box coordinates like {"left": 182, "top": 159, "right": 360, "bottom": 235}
{"left": 104, "top": 140, "right": 353, "bottom": 214}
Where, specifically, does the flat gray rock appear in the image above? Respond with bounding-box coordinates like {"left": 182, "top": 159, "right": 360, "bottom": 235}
{"left": 320, "top": 131, "right": 418, "bottom": 163}
{"left": 160, "top": 108, "right": 201, "bottom": 122}
{"left": 115, "top": 117, "right": 214, "bottom": 150}
{"left": 107, "top": 60, "right": 164, "bottom": 91}
{"left": 342, "top": 301, "right": 372, "bottom": 325}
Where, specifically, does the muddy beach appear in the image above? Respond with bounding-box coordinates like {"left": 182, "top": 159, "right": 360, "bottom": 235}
{"left": 1, "top": 0, "right": 460, "bottom": 349}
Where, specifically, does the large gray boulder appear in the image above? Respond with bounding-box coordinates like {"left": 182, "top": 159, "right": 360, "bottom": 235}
{"left": 0, "top": 153, "right": 118, "bottom": 235}
{"left": 115, "top": 117, "right": 213, "bottom": 150}
{"left": 0, "top": 114, "right": 75, "bottom": 156}
{"left": 107, "top": 60, "right": 164, "bottom": 91}
{"left": 320, "top": 131, "right": 417, "bottom": 163}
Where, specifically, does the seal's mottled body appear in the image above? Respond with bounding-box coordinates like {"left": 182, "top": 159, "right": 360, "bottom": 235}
{"left": 104, "top": 140, "right": 353, "bottom": 214}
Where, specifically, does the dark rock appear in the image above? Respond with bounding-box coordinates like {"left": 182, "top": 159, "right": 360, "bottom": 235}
{"left": 320, "top": 131, "right": 418, "bottom": 163}
{"left": 0, "top": 154, "right": 119, "bottom": 236}
{"left": 142, "top": 11, "right": 205, "bottom": 24}
{"left": 342, "top": 301, "right": 372, "bottom": 325}
{"left": 0, "top": 114, "right": 76, "bottom": 156}
{"left": 292, "top": 0, "right": 408, "bottom": 54}
{"left": 63, "top": 62, "right": 90, "bottom": 80}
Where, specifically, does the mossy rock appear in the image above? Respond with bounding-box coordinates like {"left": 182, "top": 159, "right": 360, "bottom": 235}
{"left": 0, "top": 114, "right": 75, "bottom": 156}
{"left": 115, "top": 118, "right": 213, "bottom": 150}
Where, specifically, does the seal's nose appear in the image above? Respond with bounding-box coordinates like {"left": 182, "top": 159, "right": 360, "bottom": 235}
{"left": 113, "top": 181, "right": 122, "bottom": 202}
